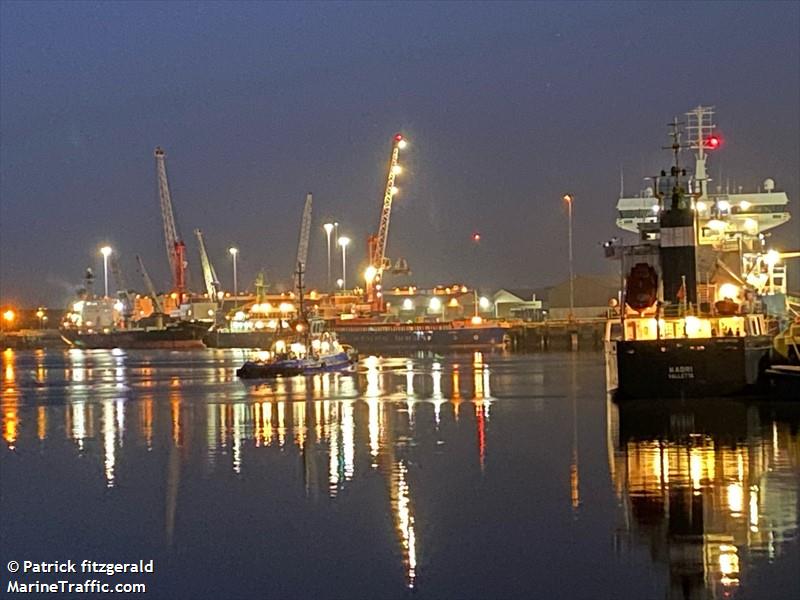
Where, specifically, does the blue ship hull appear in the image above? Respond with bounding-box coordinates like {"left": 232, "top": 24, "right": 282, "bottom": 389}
{"left": 236, "top": 351, "right": 354, "bottom": 379}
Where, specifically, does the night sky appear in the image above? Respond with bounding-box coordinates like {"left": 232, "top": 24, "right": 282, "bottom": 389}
{"left": 1, "top": 1, "right": 798, "bottom": 306}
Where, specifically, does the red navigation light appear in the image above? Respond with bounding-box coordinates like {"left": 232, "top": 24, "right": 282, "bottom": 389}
{"left": 394, "top": 134, "right": 403, "bottom": 141}
{"left": 704, "top": 135, "right": 721, "bottom": 149}
{"left": 472, "top": 232, "right": 481, "bottom": 242}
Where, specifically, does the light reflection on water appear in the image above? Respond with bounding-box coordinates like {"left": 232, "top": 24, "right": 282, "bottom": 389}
{"left": 1, "top": 348, "right": 799, "bottom": 599}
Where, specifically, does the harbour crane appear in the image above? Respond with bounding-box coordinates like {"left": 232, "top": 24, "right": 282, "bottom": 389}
{"left": 295, "top": 192, "right": 313, "bottom": 277}
{"left": 154, "top": 147, "right": 187, "bottom": 303}
{"left": 194, "top": 229, "right": 221, "bottom": 302}
{"left": 366, "top": 134, "right": 407, "bottom": 312}
{"left": 135, "top": 254, "right": 164, "bottom": 314}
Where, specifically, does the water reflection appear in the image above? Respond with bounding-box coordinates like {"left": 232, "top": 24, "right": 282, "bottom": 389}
{"left": 609, "top": 398, "right": 800, "bottom": 599}
{"left": 4, "top": 349, "right": 797, "bottom": 598}
{"left": 1, "top": 350, "right": 500, "bottom": 591}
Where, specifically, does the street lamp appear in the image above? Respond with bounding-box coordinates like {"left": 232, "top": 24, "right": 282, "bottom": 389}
{"left": 323, "top": 223, "right": 334, "bottom": 290}
{"left": 563, "top": 194, "right": 575, "bottom": 321}
{"left": 100, "top": 246, "right": 112, "bottom": 298}
{"left": 2, "top": 309, "right": 15, "bottom": 331}
{"left": 36, "top": 308, "right": 45, "bottom": 329}
{"left": 338, "top": 236, "right": 350, "bottom": 290}
{"left": 229, "top": 247, "right": 239, "bottom": 307}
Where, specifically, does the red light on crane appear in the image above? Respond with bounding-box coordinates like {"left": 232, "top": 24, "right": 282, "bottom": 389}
{"left": 472, "top": 232, "right": 481, "bottom": 243}
{"left": 704, "top": 135, "right": 721, "bottom": 149}
{"left": 394, "top": 134, "right": 403, "bottom": 141}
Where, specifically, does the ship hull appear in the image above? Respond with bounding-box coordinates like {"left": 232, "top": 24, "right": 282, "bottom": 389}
{"left": 237, "top": 351, "right": 354, "bottom": 379}
{"left": 60, "top": 321, "right": 209, "bottom": 350}
{"left": 334, "top": 324, "right": 509, "bottom": 351}
{"left": 203, "top": 330, "right": 277, "bottom": 349}
{"left": 607, "top": 335, "right": 772, "bottom": 400}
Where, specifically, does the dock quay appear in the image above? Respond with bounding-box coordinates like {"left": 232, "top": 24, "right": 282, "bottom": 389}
{"left": 508, "top": 318, "right": 606, "bottom": 352}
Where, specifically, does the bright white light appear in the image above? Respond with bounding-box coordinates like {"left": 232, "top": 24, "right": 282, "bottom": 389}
{"left": 229, "top": 247, "right": 238, "bottom": 256}
{"left": 113, "top": 301, "right": 124, "bottom": 312}
{"left": 402, "top": 298, "right": 414, "bottom": 311}
{"left": 695, "top": 201, "right": 707, "bottom": 211}
{"left": 392, "top": 165, "right": 402, "bottom": 175}
{"left": 234, "top": 311, "right": 246, "bottom": 321}
{"left": 471, "top": 316, "right": 483, "bottom": 325}
{"left": 765, "top": 249, "right": 780, "bottom": 266}
{"left": 338, "top": 236, "right": 350, "bottom": 248}
{"left": 739, "top": 200, "right": 751, "bottom": 210}
{"left": 717, "top": 200, "right": 731, "bottom": 212}
{"left": 364, "top": 265, "right": 378, "bottom": 283}
{"left": 429, "top": 297, "right": 442, "bottom": 311}
{"left": 684, "top": 316, "right": 703, "bottom": 337}
{"left": 278, "top": 302, "right": 294, "bottom": 313}
{"left": 323, "top": 223, "right": 334, "bottom": 234}
{"left": 100, "top": 246, "right": 112, "bottom": 257}
{"left": 390, "top": 186, "right": 399, "bottom": 195}
{"left": 708, "top": 219, "right": 727, "bottom": 232}
{"left": 397, "top": 139, "right": 408, "bottom": 150}
{"left": 336, "top": 278, "right": 344, "bottom": 288}
{"left": 719, "top": 283, "right": 740, "bottom": 300}
{"left": 479, "top": 296, "right": 491, "bottom": 310}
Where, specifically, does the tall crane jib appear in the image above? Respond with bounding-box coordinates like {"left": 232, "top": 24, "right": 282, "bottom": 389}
{"left": 367, "top": 133, "right": 407, "bottom": 312}
{"left": 154, "top": 147, "right": 187, "bottom": 302}
{"left": 194, "top": 229, "right": 221, "bottom": 302}
{"left": 135, "top": 254, "right": 164, "bottom": 315}
{"left": 295, "top": 192, "right": 313, "bottom": 274}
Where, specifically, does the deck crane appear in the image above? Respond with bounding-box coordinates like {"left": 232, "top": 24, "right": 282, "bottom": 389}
{"left": 366, "top": 134, "right": 407, "bottom": 312}
{"left": 135, "top": 254, "right": 164, "bottom": 315}
{"left": 109, "top": 251, "right": 134, "bottom": 321}
{"left": 154, "top": 147, "right": 188, "bottom": 303}
{"left": 194, "top": 229, "right": 221, "bottom": 302}
{"left": 295, "top": 192, "right": 313, "bottom": 277}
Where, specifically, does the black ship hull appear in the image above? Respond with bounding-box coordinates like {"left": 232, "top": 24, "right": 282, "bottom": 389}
{"left": 203, "top": 330, "right": 277, "bottom": 349}
{"left": 335, "top": 324, "right": 509, "bottom": 352}
{"left": 607, "top": 335, "right": 772, "bottom": 400}
{"left": 60, "top": 321, "right": 209, "bottom": 350}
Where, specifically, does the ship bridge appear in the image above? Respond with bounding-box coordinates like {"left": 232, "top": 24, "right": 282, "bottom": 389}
{"left": 616, "top": 184, "right": 790, "bottom": 242}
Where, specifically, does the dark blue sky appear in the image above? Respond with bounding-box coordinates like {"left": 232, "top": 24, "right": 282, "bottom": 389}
{"left": 1, "top": 1, "right": 798, "bottom": 306}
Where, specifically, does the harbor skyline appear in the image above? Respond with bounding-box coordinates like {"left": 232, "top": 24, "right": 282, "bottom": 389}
{"left": 1, "top": 2, "right": 798, "bottom": 307}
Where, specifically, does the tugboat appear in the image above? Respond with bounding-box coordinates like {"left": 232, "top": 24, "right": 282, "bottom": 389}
{"left": 236, "top": 264, "right": 357, "bottom": 379}
{"left": 605, "top": 107, "right": 783, "bottom": 399}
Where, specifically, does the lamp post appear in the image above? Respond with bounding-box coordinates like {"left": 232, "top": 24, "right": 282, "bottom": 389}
{"left": 338, "top": 236, "right": 350, "bottom": 290}
{"left": 563, "top": 194, "right": 575, "bottom": 321}
{"left": 229, "top": 247, "right": 239, "bottom": 307}
{"left": 323, "top": 223, "right": 334, "bottom": 290}
{"left": 100, "top": 246, "right": 112, "bottom": 298}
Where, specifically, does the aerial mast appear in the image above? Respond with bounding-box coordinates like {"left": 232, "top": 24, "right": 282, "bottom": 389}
{"left": 366, "top": 133, "right": 407, "bottom": 312}
{"left": 154, "top": 147, "right": 187, "bottom": 303}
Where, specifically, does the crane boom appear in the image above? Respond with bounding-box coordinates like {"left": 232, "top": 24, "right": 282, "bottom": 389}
{"left": 136, "top": 254, "right": 163, "bottom": 314}
{"left": 366, "top": 134, "right": 406, "bottom": 311}
{"left": 194, "top": 229, "right": 221, "bottom": 301}
{"left": 370, "top": 135, "right": 404, "bottom": 272}
{"left": 154, "top": 147, "right": 187, "bottom": 300}
{"left": 295, "top": 192, "right": 313, "bottom": 274}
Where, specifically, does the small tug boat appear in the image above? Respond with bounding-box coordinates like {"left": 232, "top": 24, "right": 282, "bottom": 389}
{"left": 236, "top": 322, "right": 356, "bottom": 378}
{"left": 236, "top": 264, "right": 358, "bottom": 379}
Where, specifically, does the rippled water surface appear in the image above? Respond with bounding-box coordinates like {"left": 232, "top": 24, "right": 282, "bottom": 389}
{"left": 2, "top": 349, "right": 799, "bottom": 599}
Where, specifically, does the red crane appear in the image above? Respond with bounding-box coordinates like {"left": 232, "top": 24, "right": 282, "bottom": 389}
{"left": 154, "top": 147, "right": 187, "bottom": 304}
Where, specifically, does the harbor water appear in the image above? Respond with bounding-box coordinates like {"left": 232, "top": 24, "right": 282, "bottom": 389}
{"left": 1, "top": 349, "right": 798, "bottom": 599}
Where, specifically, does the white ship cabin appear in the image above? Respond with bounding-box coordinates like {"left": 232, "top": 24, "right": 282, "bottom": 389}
{"left": 606, "top": 313, "right": 767, "bottom": 342}
{"left": 616, "top": 179, "right": 790, "bottom": 242}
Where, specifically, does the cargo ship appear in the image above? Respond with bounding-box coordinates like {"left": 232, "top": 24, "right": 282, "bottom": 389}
{"left": 61, "top": 318, "right": 209, "bottom": 350}
{"left": 60, "top": 293, "right": 209, "bottom": 350}
{"left": 331, "top": 318, "right": 510, "bottom": 352}
{"left": 604, "top": 106, "right": 787, "bottom": 400}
